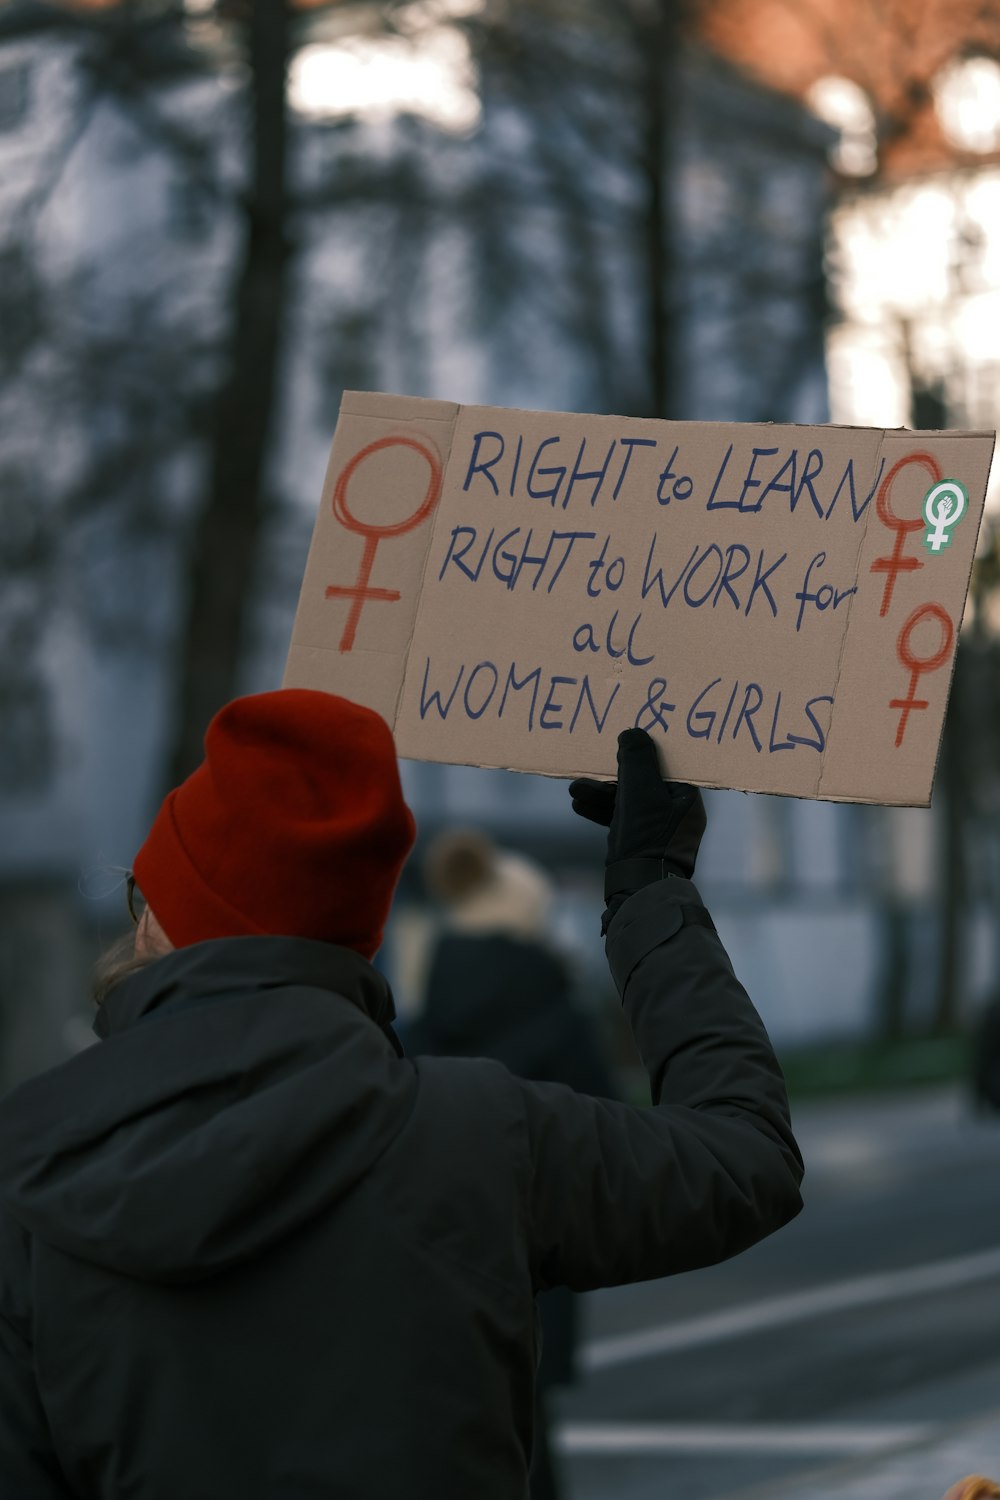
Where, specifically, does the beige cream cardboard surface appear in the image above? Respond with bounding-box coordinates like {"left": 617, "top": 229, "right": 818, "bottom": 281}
{"left": 284, "top": 391, "right": 995, "bottom": 805}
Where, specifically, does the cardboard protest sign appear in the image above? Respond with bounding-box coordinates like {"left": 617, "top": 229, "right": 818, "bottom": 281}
{"left": 284, "top": 391, "right": 995, "bottom": 805}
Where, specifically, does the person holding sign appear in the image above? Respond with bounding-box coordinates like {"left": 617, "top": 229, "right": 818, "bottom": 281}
{"left": 0, "top": 689, "right": 802, "bottom": 1500}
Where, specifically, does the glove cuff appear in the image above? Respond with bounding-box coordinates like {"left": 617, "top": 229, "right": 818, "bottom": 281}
{"left": 604, "top": 857, "right": 680, "bottom": 901}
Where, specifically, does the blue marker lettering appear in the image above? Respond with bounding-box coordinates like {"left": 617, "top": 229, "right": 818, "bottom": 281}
{"left": 793, "top": 448, "right": 824, "bottom": 517}
{"left": 641, "top": 535, "right": 698, "bottom": 607}
{"left": 569, "top": 677, "right": 621, "bottom": 734}
{"left": 491, "top": 529, "right": 523, "bottom": 589}
{"left": 756, "top": 449, "right": 798, "bottom": 511}
{"left": 826, "top": 455, "right": 885, "bottom": 523}
{"left": 788, "top": 695, "right": 834, "bottom": 753}
{"left": 612, "top": 437, "right": 657, "bottom": 499}
{"left": 498, "top": 662, "right": 543, "bottom": 731}
{"left": 706, "top": 444, "right": 737, "bottom": 509}
{"left": 738, "top": 447, "right": 780, "bottom": 512}
{"left": 509, "top": 435, "right": 523, "bottom": 496}
{"left": 731, "top": 684, "right": 764, "bottom": 752}
{"left": 438, "top": 526, "right": 494, "bottom": 583}
{"left": 683, "top": 545, "right": 725, "bottom": 608}
{"left": 562, "top": 437, "right": 616, "bottom": 509}
{"left": 768, "top": 693, "right": 795, "bottom": 752}
{"left": 419, "top": 658, "right": 465, "bottom": 720}
{"left": 539, "top": 676, "right": 577, "bottom": 730}
{"left": 463, "top": 662, "right": 499, "bottom": 720}
{"left": 546, "top": 531, "right": 597, "bottom": 593}
{"left": 715, "top": 680, "right": 741, "bottom": 743}
{"left": 687, "top": 678, "right": 722, "bottom": 739}
{"left": 795, "top": 552, "right": 858, "bottom": 631}
{"left": 527, "top": 437, "right": 567, "bottom": 507}
{"left": 463, "top": 431, "right": 504, "bottom": 495}
{"left": 714, "top": 544, "right": 751, "bottom": 610}
{"left": 745, "top": 550, "right": 787, "bottom": 618}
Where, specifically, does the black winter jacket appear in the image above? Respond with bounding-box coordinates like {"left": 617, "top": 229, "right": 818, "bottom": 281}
{"left": 0, "top": 877, "right": 803, "bottom": 1500}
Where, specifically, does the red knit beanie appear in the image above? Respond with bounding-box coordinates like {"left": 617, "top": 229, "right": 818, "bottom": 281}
{"left": 133, "top": 690, "right": 415, "bottom": 959}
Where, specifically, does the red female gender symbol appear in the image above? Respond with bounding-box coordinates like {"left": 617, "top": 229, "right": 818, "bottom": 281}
{"left": 889, "top": 602, "right": 954, "bottom": 747}
{"left": 326, "top": 435, "right": 443, "bottom": 652}
{"left": 870, "top": 452, "right": 941, "bottom": 617}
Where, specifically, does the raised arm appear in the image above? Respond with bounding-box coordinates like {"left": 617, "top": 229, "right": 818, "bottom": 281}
{"left": 521, "top": 730, "right": 803, "bottom": 1291}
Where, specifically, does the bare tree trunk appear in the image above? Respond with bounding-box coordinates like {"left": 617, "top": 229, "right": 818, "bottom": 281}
{"left": 632, "top": 0, "right": 680, "bottom": 418}
{"left": 165, "top": 0, "right": 291, "bottom": 786}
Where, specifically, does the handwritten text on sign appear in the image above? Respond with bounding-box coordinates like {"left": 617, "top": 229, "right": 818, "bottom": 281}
{"left": 284, "top": 393, "right": 995, "bottom": 805}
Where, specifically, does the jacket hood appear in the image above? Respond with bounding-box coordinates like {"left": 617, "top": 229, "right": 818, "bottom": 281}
{"left": 0, "top": 937, "right": 416, "bottom": 1284}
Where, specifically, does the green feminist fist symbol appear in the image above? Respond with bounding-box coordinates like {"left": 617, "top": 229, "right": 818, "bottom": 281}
{"left": 922, "top": 479, "right": 968, "bottom": 554}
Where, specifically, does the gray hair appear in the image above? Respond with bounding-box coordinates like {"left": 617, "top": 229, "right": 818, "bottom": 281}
{"left": 92, "top": 932, "right": 157, "bottom": 1007}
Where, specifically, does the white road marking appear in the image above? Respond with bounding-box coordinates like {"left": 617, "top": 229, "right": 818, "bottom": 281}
{"left": 554, "top": 1421, "right": 934, "bottom": 1455}
{"left": 582, "top": 1244, "right": 1000, "bottom": 1371}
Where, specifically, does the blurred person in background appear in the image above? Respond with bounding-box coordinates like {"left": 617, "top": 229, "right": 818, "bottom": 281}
{"left": 943, "top": 1478, "right": 1000, "bottom": 1499}
{"left": 413, "top": 827, "right": 617, "bottom": 1499}
{"left": 0, "top": 691, "right": 802, "bottom": 1500}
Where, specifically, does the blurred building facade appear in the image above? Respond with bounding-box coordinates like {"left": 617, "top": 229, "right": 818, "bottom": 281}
{"left": 703, "top": 0, "right": 1000, "bottom": 1045}
{"left": 1, "top": 4, "right": 993, "bottom": 1089}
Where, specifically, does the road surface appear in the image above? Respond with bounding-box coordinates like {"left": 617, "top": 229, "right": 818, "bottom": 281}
{"left": 552, "top": 1085, "right": 1000, "bottom": 1499}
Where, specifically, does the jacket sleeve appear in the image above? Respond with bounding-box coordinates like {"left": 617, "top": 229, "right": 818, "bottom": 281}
{"left": 519, "top": 878, "right": 804, "bottom": 1292}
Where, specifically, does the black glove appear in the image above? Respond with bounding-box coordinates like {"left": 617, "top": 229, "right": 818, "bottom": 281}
{"left": 569, "top": 728, "right": 706, "bottom": 906}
